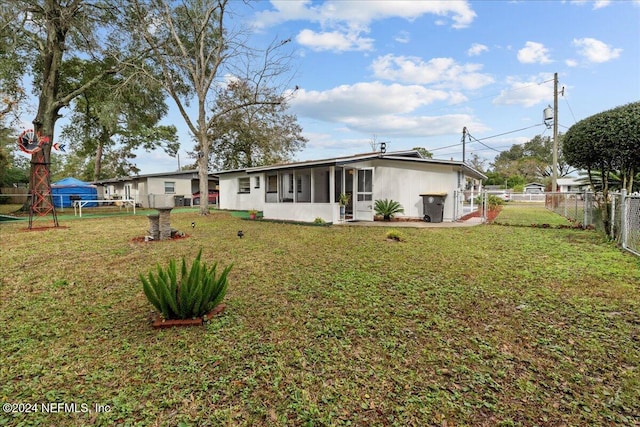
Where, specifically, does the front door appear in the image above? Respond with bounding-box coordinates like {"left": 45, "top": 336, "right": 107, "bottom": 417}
{"left": 354, "top": 168, "right": 374, "bottom": 221}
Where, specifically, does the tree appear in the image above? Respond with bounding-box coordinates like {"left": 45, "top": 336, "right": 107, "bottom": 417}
{"left": 492, "top": 134, "right": 571, "bottom": 183}
{"left": 564, "top": 102, "right": 640, "bottom": 233}
{"left": 0, "top": 0, "right": 129, "bottom": 213}
{"left": 412, "top": 147, "right": 433, "bottom": 159}
{"left": 58, "top": 59, "right": 178, "bottom": 180}
{"left": 208, "top": 79, "right": 306, "bottom": 170}
{"left": 129, "top": 0, "right": 294, "bottom": 215}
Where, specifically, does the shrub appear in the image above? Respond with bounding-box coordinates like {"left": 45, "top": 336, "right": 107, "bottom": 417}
{"left": 386, "top": 229, "right": 404, "bottom": 242}
{"left": 140, "top": 249, "right": 232, "bottom": 320}
{"left": 487, "top": 195, "right": 505, "bottom": 210}
{"left": 314, "top": 217, "right": 326, "bottom": 224}
{"left": 374, "top": 199, "right": 404, "bottom": 220}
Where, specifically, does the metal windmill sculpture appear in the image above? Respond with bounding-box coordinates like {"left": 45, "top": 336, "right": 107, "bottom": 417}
{"left": 18, "top": 129, "right": 58, "bottom": 228}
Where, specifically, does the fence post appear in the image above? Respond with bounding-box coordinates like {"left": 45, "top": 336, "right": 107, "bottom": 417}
{"left": 610, "top": 193, "right": 617, "bottom": 240}
{"left": 583, "top": 190, "right": 589, "bottom": 228}
{"left": 620, "top": 189, "right": 627, "bottom": 250}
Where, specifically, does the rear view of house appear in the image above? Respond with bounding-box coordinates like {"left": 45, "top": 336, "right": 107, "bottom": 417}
{"left": 218, "top": 150, "right": 485, "bottom": 223}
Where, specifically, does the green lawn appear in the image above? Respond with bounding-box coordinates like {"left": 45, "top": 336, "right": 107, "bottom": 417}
{"left": 493, "top": 203, "right": 576, "bottom": 227}
{"left": 1, "top": 211, "right": 639, "bottom": 426}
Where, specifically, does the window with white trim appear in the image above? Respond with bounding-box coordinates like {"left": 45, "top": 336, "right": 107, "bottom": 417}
{"left": 238, "top": 177, "right": 250, "bottom": 193}
{"left": 164, "top": 181, "right": 175, "bottom": 194}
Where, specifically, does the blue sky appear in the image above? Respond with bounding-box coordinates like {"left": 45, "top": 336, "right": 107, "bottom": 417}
{"left": 112, "top": 1, "right": 640, "bottom": 173}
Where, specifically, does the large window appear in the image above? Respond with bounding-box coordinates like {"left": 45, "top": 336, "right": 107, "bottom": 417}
{"left": 164, "top": 181, "right": 175, "bottom": 194}
{"left": 238, "top": 177, "right": 250, "bottom": 193}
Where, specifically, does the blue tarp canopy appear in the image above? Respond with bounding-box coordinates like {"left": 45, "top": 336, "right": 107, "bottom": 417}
{"left": 51, "top": 177, "right": 98, "bottom": 208}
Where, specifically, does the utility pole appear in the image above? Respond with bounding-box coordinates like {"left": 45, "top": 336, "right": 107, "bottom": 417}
{"left": 552, "top": 72, "right": 559, "bottom": 193}
{"left": 462, "top": 126, "right": 467, "bottom": 163}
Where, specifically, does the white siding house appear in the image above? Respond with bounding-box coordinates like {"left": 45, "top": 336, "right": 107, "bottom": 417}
{"left": 93, "top": 170, "right": 217, "bottom": 208}
{"left": 218, "top": 150, "right": 486, "bottom": 223}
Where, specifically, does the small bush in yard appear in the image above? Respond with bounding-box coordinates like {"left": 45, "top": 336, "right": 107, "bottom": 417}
{"left": 386, "top": 229, "right": 405, "bottom": 242}
{"left": 141, "top": 249, "right": 232, "bottom": 320}
{"left": 374, "top": 199, "right": 404, "bottom": 220}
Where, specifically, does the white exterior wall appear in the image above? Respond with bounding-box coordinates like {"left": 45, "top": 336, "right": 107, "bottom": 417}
{"left": 264, "top": 203, "right": 338, "bottom": 223}
{"left": 368, "top": 159, "right": 459, "bottom": 221}
{"left": 219, "top": 172, "right": 265, "bottom": 211}
{"left": 145, "top": 177, "right": 191, "bottom": 208}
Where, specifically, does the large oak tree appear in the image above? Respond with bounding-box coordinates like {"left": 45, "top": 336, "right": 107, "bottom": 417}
{"left": 128, "top": 0, "right": 296, "bottom": 215}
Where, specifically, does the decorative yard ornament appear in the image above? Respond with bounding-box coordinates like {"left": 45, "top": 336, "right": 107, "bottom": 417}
{"left": 17, "top": 129, "right": 58, "bottom": 228}
{"left": 17, "top": 129, "right": 48, "bottom": 154}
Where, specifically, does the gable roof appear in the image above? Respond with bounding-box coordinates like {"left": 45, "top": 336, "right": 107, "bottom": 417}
{"left": 217, "top": 150, "right": 487, "bottom": 180}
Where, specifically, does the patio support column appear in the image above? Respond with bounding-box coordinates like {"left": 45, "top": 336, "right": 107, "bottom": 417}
{"left": 329, "top": 166, "right": 335, "bottom": 204}
{"left": 293, "top": 170, "right": 297, "bottom": 203}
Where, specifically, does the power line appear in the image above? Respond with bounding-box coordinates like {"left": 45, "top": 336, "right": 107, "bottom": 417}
{"left": 468, "top": 123, "right": 544, "bottom": 141}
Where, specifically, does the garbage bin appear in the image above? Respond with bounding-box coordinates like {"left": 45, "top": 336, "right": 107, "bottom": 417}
{"left": 174, "top": 195, "right": 185, "bottom": 207}
{"left": 420, "top": 193, "right": 447, "bottom": 223}
{"left": 183, "top": 198, "right": 191, "bottom": 207}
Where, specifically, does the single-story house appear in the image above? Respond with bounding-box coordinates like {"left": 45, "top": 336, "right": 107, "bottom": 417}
{"left": 217, "top": 150, "right": 486, "bottom": 223}
{"left": 92, "top": 170, "right": 217, "bottom": 208}
{"left": 557, "top": 177, "right": 587, "bottom": 193}
{"left": 524, "top": 182, "right": 545, "bottom": 194}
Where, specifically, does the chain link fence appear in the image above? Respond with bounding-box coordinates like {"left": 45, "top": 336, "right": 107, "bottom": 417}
{"left": 611, "top": 191, "right": 640, "bottom": 257}
{"left": 544, "top": 190, "right": 639, "bottom": 256}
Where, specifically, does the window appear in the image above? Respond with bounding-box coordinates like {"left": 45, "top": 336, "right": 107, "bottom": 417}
{"left": 255, "top": 176, "right": 261, "bottom": 189}
{"left": 267, "top": 175, "right": 277, "bottom": 193}
{"left": 164, "top": 181, "right": 175, "bottom": 194}
{"left": 238, "top": 177, "right": 250, "bottom": 193}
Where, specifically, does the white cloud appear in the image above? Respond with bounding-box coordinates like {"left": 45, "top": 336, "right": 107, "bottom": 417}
{"left": 371, "top": 54, "right": 494, "bottom": 90}
{"left": 517, "top": 42, "right": 552, "bottom": 64}
{"left": 565, "top": 58, "right": 579, "bottom": 67}
{"left": 493, "top": 74, "right": 554, "bottom": 108}
{"left": 296, "top": 29, "right": 374, "bottom": 52}
{"left": 467, "top": 43, "right": 488, "bottom": 56}
{"left": 287, "top": 81, "right": 487, "bottom": 139}
{"left": 394, "top": 31, "right": 410, "bottom": 44}
{"left": 253, "top": 1, "right": 476, "bottom": 53}
{"left": 290, "top": 82, "right": 449, "bottom": 120}
{"left": 342, "top": 113, "right": 483, "bottom": 137}
{"left": 254, "top": 0, "right": 476, "bottom": 29}
{"left": 570, "top": 0, "right": 611, "bottom": 9}
{"left": 572, "top": 37, "right": 622, "bottom": 63}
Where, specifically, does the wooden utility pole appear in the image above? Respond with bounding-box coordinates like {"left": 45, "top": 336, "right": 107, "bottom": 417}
{"left": 462, "top": 126, "right": 467, "bottom": 163}
{"left": 552, "top": 72, "right": 559, "bottom": 193}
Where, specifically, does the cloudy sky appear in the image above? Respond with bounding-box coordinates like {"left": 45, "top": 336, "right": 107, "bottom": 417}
{"left": 141, "top": 0, "right": 639, "bottom": 174}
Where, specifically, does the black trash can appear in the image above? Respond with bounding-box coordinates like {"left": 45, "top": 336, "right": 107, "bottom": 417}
{"left": 174, "top": 195, "right": 185, "bottom": 207}
{"left": 420, "top": 193, "right": 447, "bottom": 223}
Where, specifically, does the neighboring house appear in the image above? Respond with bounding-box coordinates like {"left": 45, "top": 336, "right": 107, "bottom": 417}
{"left": 93, "top": 170, "right": 217, "bottom": 208}
{"left": 217, "top": 150, "right": 486, "bottom": 223}
{"left": 557, "top": 177, "right": 587, "bottom": 193}
{"left": 524, "top": 182, "right": 545, "bottom": 194}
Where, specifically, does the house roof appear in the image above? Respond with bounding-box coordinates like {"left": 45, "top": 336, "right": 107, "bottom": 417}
{"left": 92, "top": 170, "right": 215, "bottom": 185}
{"left": 217, "top": 150, "right": 487, "bottom": 180}
{"left": 525, "top": 182, "right": 545, "bottom": 187}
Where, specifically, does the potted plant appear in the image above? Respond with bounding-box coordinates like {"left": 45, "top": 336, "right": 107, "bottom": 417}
{"left": 140, "top": 249, "right": 232, "bottom": 328}
{"left": 338, "top": 193, "right": 350, "bottom": 219}
{"left": 248, "top": 209, "right": 258, "bottom": 220}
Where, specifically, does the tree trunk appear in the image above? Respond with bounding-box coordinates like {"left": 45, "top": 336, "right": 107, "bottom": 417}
{"left": 26, "top": 0, "right": 67, "bottom": 212}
